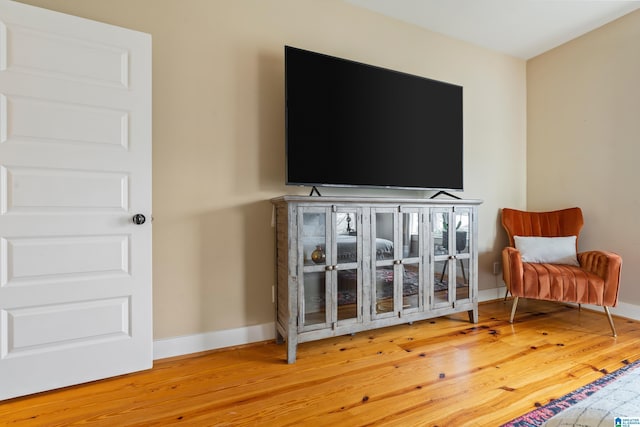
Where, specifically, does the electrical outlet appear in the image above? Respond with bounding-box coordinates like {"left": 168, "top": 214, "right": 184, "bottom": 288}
{"left": 493, "top": 262, "right": 501, "bottom": 275}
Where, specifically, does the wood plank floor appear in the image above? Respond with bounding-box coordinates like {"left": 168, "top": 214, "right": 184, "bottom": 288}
{"left": 2, "top": 298, "right": 640, "bottom": 426}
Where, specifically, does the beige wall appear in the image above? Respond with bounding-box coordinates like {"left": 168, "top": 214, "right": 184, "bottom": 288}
{"left": 527, "top": 10, "right": 640, "bottom": 305}
{"left": 16, "top": 0, "right": 526, "bottom": 340}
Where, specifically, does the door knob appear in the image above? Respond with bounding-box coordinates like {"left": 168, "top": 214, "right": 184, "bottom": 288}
{"left": 132, "top": 214, "right": 146, "bottom": 225}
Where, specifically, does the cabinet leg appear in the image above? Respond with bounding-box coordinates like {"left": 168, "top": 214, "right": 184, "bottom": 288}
{"left": 287, "top": 336, "right": 297, "bottom": 364}
{"left": 468, "top": 307, "right": 478, "bottom": 324}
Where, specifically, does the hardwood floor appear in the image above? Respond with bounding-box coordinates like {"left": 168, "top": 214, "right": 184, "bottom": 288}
{"left": 2, "top": 298, "right": 640, "bottom": 426}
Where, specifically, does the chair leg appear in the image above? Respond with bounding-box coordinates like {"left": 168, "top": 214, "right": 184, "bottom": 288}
{"left": 510, "top": 296, "right": 519, "bottom": 323}
{"left": 440, "top": 259, "right": 448, "bottom": 283}
{"left": 504, "top": 288, "right": 509, "bottom": 301}
{"left": 604, "top": 306, "right": 617, "bottom": 337}
{"left": 458, "top": 258, "right": 466, "bottom": 283}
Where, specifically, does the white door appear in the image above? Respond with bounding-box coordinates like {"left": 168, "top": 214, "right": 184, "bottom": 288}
{"left": 0, "top": 0, "right": 152, "bottom": 400}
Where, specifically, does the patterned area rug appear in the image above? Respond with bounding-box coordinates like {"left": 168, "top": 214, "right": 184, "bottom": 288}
{"left": 502, "top": 359, "right": 640, "bottom": 426}
{"left": 336, "top": 268, "right": 463, "bottom": 305}
{"left": 337, "top": 268, "right": 419, "bottom": 305}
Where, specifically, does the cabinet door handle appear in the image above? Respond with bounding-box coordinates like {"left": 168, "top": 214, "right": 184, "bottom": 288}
{"left": 394, "top": 259, "right": 402, "bottom": 265}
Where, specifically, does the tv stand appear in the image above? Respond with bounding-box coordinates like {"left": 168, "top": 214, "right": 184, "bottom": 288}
{"left": 430, "top": 191, "right": 460, "bottom": 200}
{"left": 271, "top": 195, "right": 481, "bottom": 363}
{"left": 309, "top": 186, "right": 322, "bottom": 197}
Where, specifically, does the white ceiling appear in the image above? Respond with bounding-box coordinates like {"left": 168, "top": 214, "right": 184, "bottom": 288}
{"left": 344, "top": 0, "right": 640, "bottom": 59}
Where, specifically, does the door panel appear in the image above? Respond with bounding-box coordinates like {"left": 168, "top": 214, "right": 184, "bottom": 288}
{"left": 2, "top": 234, "right": 129, "bottom": 286}
{"left": 3, "top": 297, "right": 130, "bottom": 358}
{"left": 0, "top": 0, "right": 151, "bottom": 400}
{"left": 2, "top": 21, "right": 129, "bottom": 87}
{"left": 2, "top": 166, "right": 129, "bottom": 212}
{"left": 2, "top": 94, "right": 129, "bottom": 148}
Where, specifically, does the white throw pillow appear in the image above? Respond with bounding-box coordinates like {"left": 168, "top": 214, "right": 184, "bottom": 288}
{"left": 514, "top": 236, "right": 579, "bottom": 266}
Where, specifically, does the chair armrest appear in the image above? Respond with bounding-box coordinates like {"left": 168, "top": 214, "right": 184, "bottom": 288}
{"left": 578, "top": 250, "right": 622, "bottom": 306}
{"left": 502, "top": 247, "right": 524, "bottom": 295}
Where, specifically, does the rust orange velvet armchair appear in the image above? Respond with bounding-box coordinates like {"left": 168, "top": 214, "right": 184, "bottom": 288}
{"left": 501, "top": 207, "right": 622, "bottom": 336}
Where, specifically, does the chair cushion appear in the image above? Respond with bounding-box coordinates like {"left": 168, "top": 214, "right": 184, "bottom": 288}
{"left": 520, "top": 263, "right": 605, "bottom": 306}
{"left": 514, "top": 236, "right": 579, "bottom": 266}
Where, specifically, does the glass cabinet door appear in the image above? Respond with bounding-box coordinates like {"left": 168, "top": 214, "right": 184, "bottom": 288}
{"left": 432, "top": 209, "right": 451, "bottom": 307}
{"left": 452, "top": 208, "right": 471, "bottom": 302}
{"left": 431, "top": 208, "right": 471, "bottom": 308}
{"left": 372, "top": 210, "right": 396, "bottom": 317}
{"left": 372, "top": 208, "right": 424, "bottom": 317}
{"left": 334, "top": 209, "right": 360, "bottom": 323}
{"left": 400, "top": 210, "right": 421, "bottom": 312}
{"left": 299, "top": 206, "right": 362, "bottom": 331}
{"left": 300, "top": 208, "right": 330, "bottom": 330}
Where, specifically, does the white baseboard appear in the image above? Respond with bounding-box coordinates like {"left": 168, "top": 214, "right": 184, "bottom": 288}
{"left": 153, "top": 286, "right": 640, "bottom": 360}
{"left": 568, "top": 301, "right": 640, "bottom": 322}
{"left": 153, "top": 322, "right": 275, "bottom": 360}
{"left": 611, "top": 302, "right": 640, "bottom": 321}
{"left": 478, "top": 285, "right": 508, "bottom": 302}
{"left": 482, "top": 287, "right": 640, "bottom": 321}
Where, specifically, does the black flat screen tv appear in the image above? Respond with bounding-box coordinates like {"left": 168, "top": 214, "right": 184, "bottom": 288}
{"left": 285, "top": 46, "right": 463, "bottom": 192}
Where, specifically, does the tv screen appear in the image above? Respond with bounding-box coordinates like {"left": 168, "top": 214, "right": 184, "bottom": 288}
{"left": 285, "top": 46, "right": 463, "bottom": 191}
